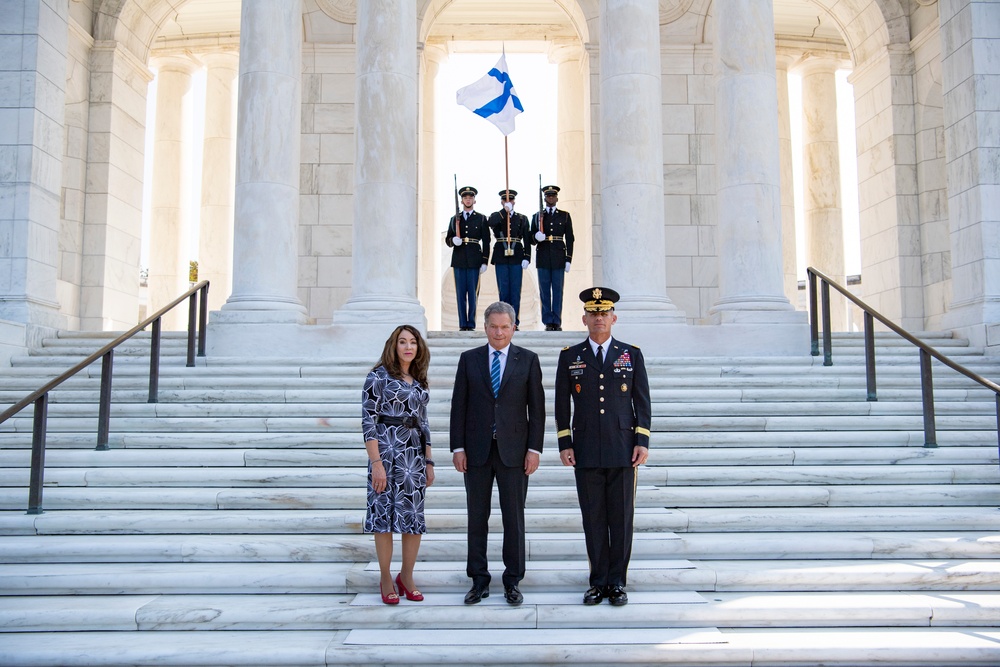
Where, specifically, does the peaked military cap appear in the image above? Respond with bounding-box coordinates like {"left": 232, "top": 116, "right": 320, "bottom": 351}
{"left": 498, "top": 189, "right": 518, "bottom": 199}
{"left": 580, "top": 287, "right": 620, "bottom": 312}
{"left": 459, "top": 186, "right": 478, "bottom": 197}
{"left": 541, "top": 185, "right": 560, "bottom": 195}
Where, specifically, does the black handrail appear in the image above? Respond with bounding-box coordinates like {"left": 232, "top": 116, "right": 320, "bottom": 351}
{"left": 807, "top": 267, "right": 1000, "bottom": 455}
{"left": 0, "top": 281, "right": 210, "bottom": 514}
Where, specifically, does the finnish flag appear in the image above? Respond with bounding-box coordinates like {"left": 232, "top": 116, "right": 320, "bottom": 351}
{"left": 456, "top": 54, "right": 524, "bottom": 136}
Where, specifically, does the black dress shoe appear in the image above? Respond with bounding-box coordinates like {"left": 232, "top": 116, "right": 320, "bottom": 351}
{"left": 504, "top": 585, "right": 523, "bottom": 606}
{"left": 555, "top": 326, "right": 562, "bottom": 331}
{"left": 464, "top": 585, "right": 489, "bottom": 604}
{"left": 544, "top": 324, "right": 555, "bottom": 331}
{"left": 583, "top": 586, "right": 605, "bottom": 605}
{"left": 607, "top": 585, "right": 628, "bottom": 606}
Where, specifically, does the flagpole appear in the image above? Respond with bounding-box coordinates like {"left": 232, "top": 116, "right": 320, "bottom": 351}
{"left": 504, "top": 135, "right": 511, "bottom": 239}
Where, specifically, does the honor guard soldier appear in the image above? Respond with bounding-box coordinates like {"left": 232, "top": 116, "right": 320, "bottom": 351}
{"left": 446, "top": 186, "right": 491, "bottom": 330}
{"left": 529, "top": 185, "right": 575, "bottom": 331}
{"left": 554, "top": 287, "right": 651, "bottom": 607}
{"left": 487, "top": 189, "right": 531, "bottom": 328}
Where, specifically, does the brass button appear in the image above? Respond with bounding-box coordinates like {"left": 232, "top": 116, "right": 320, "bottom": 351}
{"left": 599, "top": 374, "right": 604, "bottom": 379}
{"left": 600, "top": 409, "right": 605, "bottom": 414}
{"left": 600, "top": 397, "right": 605, "bottom": 402}
{"left": 599, "top": 385, "right": 604, "bottom": 390}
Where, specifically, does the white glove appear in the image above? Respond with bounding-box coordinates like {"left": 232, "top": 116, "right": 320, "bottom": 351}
{"left": 503, "top": 202, "right": 513, "bottom": 213}
{"left": 479, "top": 264, "right": 488, "bottom": 275}
{"left": 534, "top": 231, "right": 545, "bottom": 242}
{"left": 565, "top": 262, "right": 571, "bottom": 273}
{"left": 521, "top": 259, "right": 529, "bottom": 270}
{"left": 452, "top": 236, "right": 463, "bottom": 246}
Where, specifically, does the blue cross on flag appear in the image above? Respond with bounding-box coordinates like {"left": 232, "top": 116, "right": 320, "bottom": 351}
{"left": 456, "top": 54, "right": 524, "bottom": 136}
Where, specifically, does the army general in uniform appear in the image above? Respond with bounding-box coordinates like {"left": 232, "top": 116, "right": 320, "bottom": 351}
{"left": 554, "top": 287, "right": 651, "bottom": 606}
{"left": 445, "top": 186, "right": 490, "bottom": 331}
{"left": 529, "top": 185, "right": 574, "bottom": 331}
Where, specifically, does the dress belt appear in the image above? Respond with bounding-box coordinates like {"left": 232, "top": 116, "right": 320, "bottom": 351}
{"left": 376, "top": 414, "right": 419, "bottom": 428}
{"left": 496, "top": 238, "right": 523, "bottom": 244}
{"left": 541, "top": 235, "right": 564, "bottom": 242}
{"left": 461, "top": 237, "right": 480, "bottom": 244}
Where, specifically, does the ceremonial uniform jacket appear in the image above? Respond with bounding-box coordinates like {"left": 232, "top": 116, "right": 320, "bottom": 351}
{"left": 554, "top": 338, "right": 651, "bottom": 468}
{"left": 487, "top": 210, "right": 531, "bottom": 265}
{"left": 445, "top": 211, "right": 490, "bottom": 269}
{"left": 529, "top": 208, "right": 575, "bottom": 270}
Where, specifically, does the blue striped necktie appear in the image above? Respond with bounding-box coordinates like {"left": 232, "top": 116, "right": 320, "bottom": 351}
{"left": 491, "top": 350, "right": 501, "bottom": 397}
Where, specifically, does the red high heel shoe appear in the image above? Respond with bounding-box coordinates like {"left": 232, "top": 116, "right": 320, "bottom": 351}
{"left": 395, "top": 573, "right": 424, "bottom": 602}
{"left": 380, "top": 581, "right": 399, "bottom": 605}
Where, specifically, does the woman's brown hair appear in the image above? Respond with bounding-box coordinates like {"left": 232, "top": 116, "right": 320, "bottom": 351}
{"left": 375, "top": 324, "right": 430, "bottom": 387}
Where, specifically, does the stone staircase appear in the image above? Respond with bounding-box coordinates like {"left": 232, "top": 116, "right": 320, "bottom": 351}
{"left": 1, "top": 329, "right": 999, "bottom": 666}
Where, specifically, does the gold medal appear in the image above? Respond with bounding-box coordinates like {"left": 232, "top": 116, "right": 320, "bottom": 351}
{"left": 621, "top": 383, "right": 628, "bottom": 392}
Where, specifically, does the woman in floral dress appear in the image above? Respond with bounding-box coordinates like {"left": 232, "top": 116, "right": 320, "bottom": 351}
{"left": 361, "top": 324, "right": 434, "bottom": 604}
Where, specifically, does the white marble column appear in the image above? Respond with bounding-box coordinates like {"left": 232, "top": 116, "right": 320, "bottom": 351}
{"left": 709, "top": 0, "right": 795, "bottom": 320}
{"left": 941, "top": 0, "right": 1000, "bottom": 348}
{"left": 0, "top": 1, "right": 67, "bottom": 330}
{"left": 198, "top": 51, "right": 239, "bottom": 314}
{"left": 599, "top": 0, "right": 684, "bottom": 322}
{"left": 799, "top": 56, "right": 846, "bottom": 329}
{"left": 333, "top": 0, "right": 426, "bottom": 329}
{"left": 552, "top": 42, "right": 592, "bottom": 327}
{"left": 219, "top": 0, "right": 307, "bottom": 321}
{"left": 775, "top": 52, "right": 799, "bottom": 307}
{"left": 419, "top": 44, "right": 445, "bottom": 330}
{"left": 148, "top": 56, "right": 195, "bottom": 330}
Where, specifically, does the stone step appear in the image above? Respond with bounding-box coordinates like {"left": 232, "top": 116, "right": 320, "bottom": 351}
{"left": 4, "top": 591, "right": 1000, "bottom": 634}
{"left": 1, "top": 445, "right": 993, "bottom": 468}
{"left": 0, "top": 462, "right": 996, "bottom": 487}
{"left": 3, "top": 506, "right": 999, "bottom": 536}
{"left": 2, "top": 531, "right": 995, "bottom": 563}
{"left": 2, "top": 483, "right": 997, "bottom": 512}
{"left": 2, "top": 413, "right": 998, "bottom": 434}
{"left": 1, "top": 627, "right": 999, "bottom": 667}
{"left": 2, "top": 558, "right": 1000, "bottom": 596}
{"left": 4, "top": 398, "right": 997, "bottom": 419}
{"left": 0, "top": 430, "right": 992, "bottom": 451}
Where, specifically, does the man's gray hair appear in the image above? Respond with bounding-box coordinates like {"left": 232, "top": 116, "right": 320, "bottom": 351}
{"left": 484, "top": 301, "right": 516, "bottom": 323}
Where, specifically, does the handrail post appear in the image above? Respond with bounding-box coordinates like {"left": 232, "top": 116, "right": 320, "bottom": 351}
{"left": 148, "top": 317, "right": 161, "bottom": 403}
{"left": 198, "top": 282, "right": 209, "bottom": 357}
{"left": 27, "top": 395, "right": 48, "bottom": 514}
{"left": 96, "top": 351, "right": 113, "bottom": 451}
{"left": 186, "top": 291, "right": 197, "bottom": 368}
{"left": 919, "top": 349, "right": 937, "bottom": 447}
{"left": 864, "top": 312, "right": 877, "bottom": 401}
{"left": 808, "top": 271, "right": 819, "bottom": 356}
{"left": 821, "top": 280, "right": 833, "bottom": 366}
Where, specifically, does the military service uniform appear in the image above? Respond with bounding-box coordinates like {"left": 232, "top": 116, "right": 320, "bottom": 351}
{"left": 488, "top": 189, "right": 531, "bottom": 327}
{"left": 446, "top": 186, "right": 490, "bottom": 330}
{"left": 554, "top": 288, "right": 651, "bottom": 604}
{"left": 529, "top": 185, "right": 574, "bottom": 330}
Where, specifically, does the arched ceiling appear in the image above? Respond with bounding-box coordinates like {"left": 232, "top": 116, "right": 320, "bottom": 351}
{"left": 143, "top": 0, "right": 907, "bottom": 64}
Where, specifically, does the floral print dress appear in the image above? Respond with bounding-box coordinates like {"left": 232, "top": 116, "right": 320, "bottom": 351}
{"left": 361, "top": 365, "right": 431, "bottom": 534}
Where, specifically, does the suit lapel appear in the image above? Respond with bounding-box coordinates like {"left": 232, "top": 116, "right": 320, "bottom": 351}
{"left": 499, "top": 344, "right": 520, "bottom": 395}
{"left": 479, "top": 345, "right": 493, "bottom": 392}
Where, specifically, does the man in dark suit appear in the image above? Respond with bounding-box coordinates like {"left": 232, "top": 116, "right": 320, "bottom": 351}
{"left": 529, "top": 185, "right": 574, "bottom": 331}
{"left": 554, "top": 287, "right": 651, "bottom": 606}
{"left": 450, "top": 300, "right": 545, "bottom": 605}
{"left": 445, "top": 186, "right": 490, "bottom": 331}
{"left": 487, "top": 190, "right": 531, "bottom": 328}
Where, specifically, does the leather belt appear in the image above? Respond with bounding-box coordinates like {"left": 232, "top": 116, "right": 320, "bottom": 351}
{"left": 496, "top": 238, "right": 523, "bottom": 244}
{"left": 542, "top": 235, "right": 564, "bottom": 242}
{"left": 376, "top": 414, "right": 419, "bottom": 428}
{"left": 461, "top": 237, "right": 480, "bottom": 244}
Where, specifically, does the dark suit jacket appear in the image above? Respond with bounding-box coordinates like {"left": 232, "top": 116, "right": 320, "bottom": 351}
{"left": 445, "top": 212, "right": 491, "bottom": 269}
{"left": 450, "top": 343, "right": 545, "bottom": 467}
{"left": 555, "top": 338, "right": 651, "bottom": 468}
{"left": 487, "top": 211, "right": 531, "bottom": 265}
{"left": 529, "top": 208, "right": 574, "bottom": 270}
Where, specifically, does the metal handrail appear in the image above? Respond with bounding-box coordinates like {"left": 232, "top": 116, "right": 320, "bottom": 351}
{"left": 0, "top": 281, "right": 210, "bottom": 514}
{"left": 807, "top": 267, "right": 1000, "bottom": 454}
